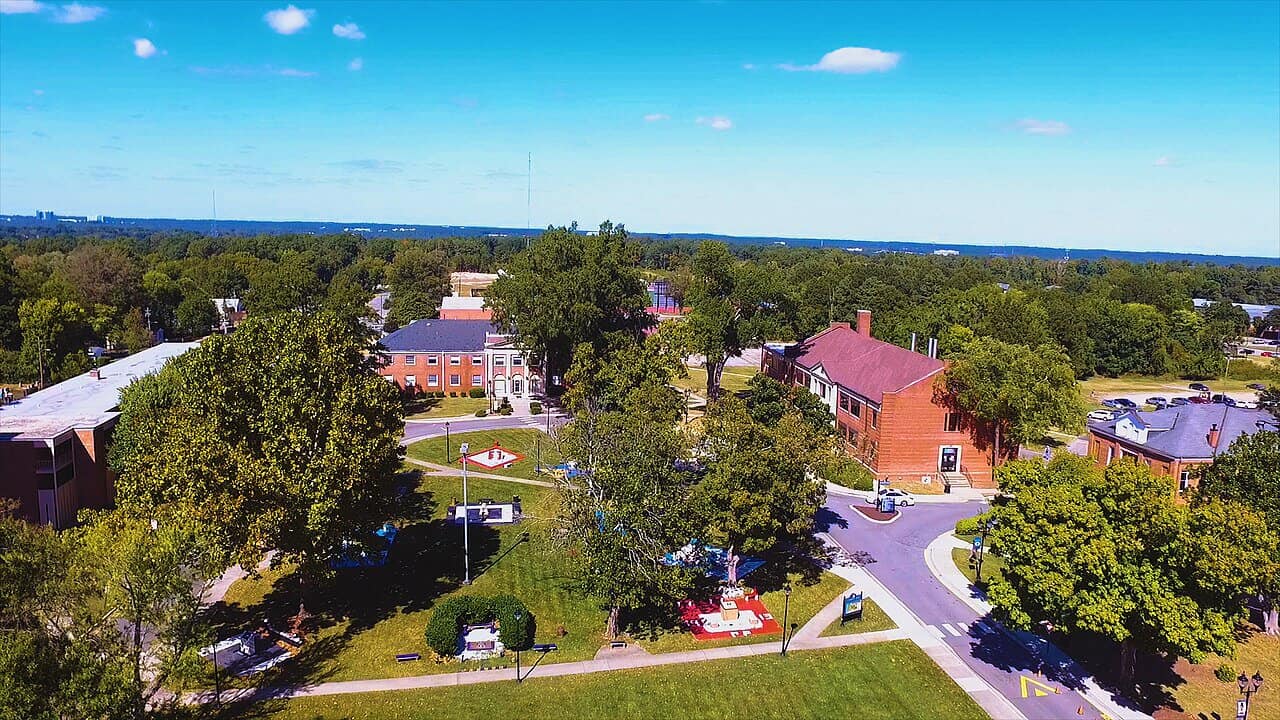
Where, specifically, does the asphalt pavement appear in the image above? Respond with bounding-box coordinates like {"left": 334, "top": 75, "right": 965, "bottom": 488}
{"left": 822, "top": 493, "right": 1134, "bottom": 720}
{"left": 400, "top": 413, "right": 565, "bottom": 445}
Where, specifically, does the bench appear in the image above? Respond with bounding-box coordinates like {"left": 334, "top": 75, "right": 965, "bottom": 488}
{"left": 609, "top": 641, "right": 627, "bottom": 649}
{"left": 395, "top": 653, "right": 421, "bottom": 663}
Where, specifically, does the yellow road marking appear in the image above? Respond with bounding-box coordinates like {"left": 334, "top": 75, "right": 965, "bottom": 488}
{"left": 1020, "top": 675, "right": 1060, "bottom": 698}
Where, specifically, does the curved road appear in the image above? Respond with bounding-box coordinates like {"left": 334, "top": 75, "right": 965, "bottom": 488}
{"left": 822, "top": 492, "right": 1134, "bottom": 720}
{"left": 401, "top": 413, "right": 566, "bottom": 445}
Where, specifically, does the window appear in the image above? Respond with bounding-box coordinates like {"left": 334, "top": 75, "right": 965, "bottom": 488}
{"left": 1179, "top": 470, "right": 1191, "bottom": 492}
{"left": 494, "top": 355, "right": 506, "bottom": 366}
{"left": 471, "top": 355, "right": 483, "bottom": 364}
{"left": 404, "top": 375, "right": 416, "bottom": 387}
{"left": 512, "top": 355, "right": 523, "bottom": 367}
{"left": 449, "top": 355, "right": 461, "bottom": 366}
{"left": 870, "top": 409, "right": 879, "bottom": 429}
{"left": 840, "top": 393, "right": 861, "bottom": 417}
{"left": 472, "top": 374, "right": 482, "bottom": 385}
{"left": 383, "top": 375, "right": 395, "bottom": 383}
{"left": 1105, "top": 447, "right": 1114, "bottom": 465}
{"left": 427, "top": 356, "right": 439, "bottom": 366}
{"left": 450, "top": 374, "right": 461, "bottom": 386}
{"left": 944, "top": 413, "right": 962, "bottom": 432}
{"left": 816, "top": 382, "right": 829, "bottom": 399}
{"left": 404, "top": 355, "right": 416, "bottom": 366}
{"left": 428, "top": 374, "right": 439, "bottom": 386}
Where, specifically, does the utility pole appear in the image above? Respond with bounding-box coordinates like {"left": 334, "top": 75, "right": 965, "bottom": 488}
{"left": 461, "top": 442, "right": 471, "bottom": 585}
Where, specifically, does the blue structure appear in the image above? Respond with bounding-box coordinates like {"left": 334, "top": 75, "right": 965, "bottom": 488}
{"left": 330, "top": 523, "right": 399, "bottom": 569}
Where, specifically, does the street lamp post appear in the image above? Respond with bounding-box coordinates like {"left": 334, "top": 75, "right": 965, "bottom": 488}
{"left": 781, "top": 583, "right": 792, "bottom": 656}
{"left": 445, "top": 421, "right": 451, "bottom": 463}
{"left": 460, "top": 442, "right": 471, "bottom": 585}
{"left": 514, "top": 610, "right": 523, "bottom": 683}
{"left": 1237, "top": 671, "right": 1263, "bottom": 720}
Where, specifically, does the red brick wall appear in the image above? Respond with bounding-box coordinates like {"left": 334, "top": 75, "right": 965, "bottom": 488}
{"left": 438, "top": 308, "right": 493, "bottom": 321}
{"left": 876, "top": 378, "right": 1001, "bottom": 488}
{"left": 382, "top": 352, "right": 486, "bottom": 394}
{"left": 73, "top": 425, "right": 115, "bottom": 512}
{"left": 1086, "top": 432, "right": 1204, "bottom": 498}
{"left": 0, "top": 441, "right": 39, "bottom": 522}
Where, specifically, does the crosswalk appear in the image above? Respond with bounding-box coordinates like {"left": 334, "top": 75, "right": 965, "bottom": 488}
{"left": 926, "top": 619, "right": 998, "bottom": 639}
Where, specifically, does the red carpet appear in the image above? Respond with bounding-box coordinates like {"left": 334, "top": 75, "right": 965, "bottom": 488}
{"left": 679, "top": 595, "right": 783, "bottom": 641}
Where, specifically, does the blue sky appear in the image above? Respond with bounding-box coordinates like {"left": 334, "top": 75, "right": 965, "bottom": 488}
{"left": 1, "top": 1, "right": 1277, "bottom": 256}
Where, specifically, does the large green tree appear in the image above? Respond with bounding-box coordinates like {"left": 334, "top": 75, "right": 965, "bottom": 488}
{"left": 940, "top": 333, "right": 1086, "bottom": 467}
{"left": 386, "top": 244, "right": 448, "bottom": 328}
{"left": 563, "top": 332, "right": 684, "bottom": 424}
{"left": 553, "top": 410, "right": 696, "bottom": 639}
{"left": 109, "top": 311, "right": 404, "bottom": 621}
{"left": 988, "top": 456, "right": 1279, "bottom": 680}
{"left": 17, "top": 297, "right": 90, "bottom": 386}
{"left": 1195, "top": 431, "right": 1280, "bottom": 635}
{"left": 487, "top": 222, "right": 651, "bottom": 390}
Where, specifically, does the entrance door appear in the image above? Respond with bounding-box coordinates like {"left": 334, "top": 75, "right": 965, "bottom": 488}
{"left": 513, "top": 376, "right": 523, "bottom": 395}
{"left": 493, "top": 377, "right": 507, "bottom": 397}
{"left": 939, "top": 447, "right": 960, "bottom": 473}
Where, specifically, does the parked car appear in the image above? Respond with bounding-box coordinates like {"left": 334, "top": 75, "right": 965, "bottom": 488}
{"left": 1087, "top": 409, "right": 1118, "bottom": 422}
{"left": 1145, "top": 396, "right": 1168, "bottom": 406}
{"left": 1211, "top": 394, "right": 1238, "bottom": 407}
{"left": 1239, "top": 349, "right": 1255, "bottom": 355}
{"left": 871, "top": 488, "right": 916, "bottom": 507}
{"left": 1188, "top": 395, "right": 1211, "bottom": 404}
{"left": 1262, "top": 352, "right": 1274, "bottom": 358}
{"left": 1189, "top": 382, "right": 1210, "bottom": 392}
{"left": 1102, "top": 398, "right": 1137, "bottom": 409}
{"left": 1169, "top": 397, "right": 1190, "bottom": 407}
{"left": 1238, "top": 400, "right": 1260, "bottom": 409}
{"left": 1248, "top": 383, "right": 1268, "bottom": 391}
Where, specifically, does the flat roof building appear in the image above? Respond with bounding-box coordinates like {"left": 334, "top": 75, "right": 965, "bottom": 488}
{"left": 1, "top": 342, "right": 198, "bottom": 527}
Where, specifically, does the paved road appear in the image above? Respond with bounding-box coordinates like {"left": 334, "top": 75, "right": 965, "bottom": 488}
{"left": 823, "top": 494, "right": 1113, "bottom": 720}
{"left": 401, "top": 413, "right": 566, "bottom": 445}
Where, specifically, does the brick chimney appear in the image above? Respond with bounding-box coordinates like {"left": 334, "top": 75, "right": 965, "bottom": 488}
{"left": 856, "top": 309, "right": 872, "bottom": 336}
{"left": 1207, "top": 424, "right": 1221, "bottom": 449}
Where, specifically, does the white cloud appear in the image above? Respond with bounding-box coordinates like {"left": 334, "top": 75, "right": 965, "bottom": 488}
{"left": 276, "top": 67, "right": 316, "bottom": 78}
{"left": 133, "top": 38, "right": 158, "bottom": 59}
{"left": 32, "top": 88, "right": 44, "bottom": 95}
{"left": 1153, "top": 155, "right": 1178, "bottom": 168}
{"left": 1015, "top": 118, "right": 1071, "bottom": 136}
{"left": 347, "top": 57, "right": 363, "bottom": 71}
{"left": 50, "top": 2, "right": 104, "bottom": 23}
{"left": 696, "top": 116, "right": 733, "bottom": 131}
{"left": 0, "top": 0, "right": 44, "bottom": 14}
{"left": 264, "top": 4, "right": 313, "bottom": 35}
{"left": 742, "top": 63, "right": 756, "bottom": 71}
{"left": 643, "top": 113, "right": 669, "bottom": 122}
{"left": 333, "top": 22, "right": 364, "bottom": 40}
{"left": 780, "top": 46, "right": 901, "bottom": 74}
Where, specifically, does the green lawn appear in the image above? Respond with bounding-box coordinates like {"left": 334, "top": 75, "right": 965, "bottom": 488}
{"left": 819, "top": 598, "right": 897, "bottom": 637}
{"left": 404, "top": 395, "right": 489, "bottom": 419}
{"left": 234, "top": 640, "right": 987, "bottom": 720}
{"left": 673, "top": 365, "right": 758, "bottom": 397}
{"left": 1165, "top": 631, "right": 1279, "bottom": 720}
{"left": 951, "top": 547, "right": 1006, "bottom": 591}
{"left": 405, "top": 428, "right": 559, "bottom": 481}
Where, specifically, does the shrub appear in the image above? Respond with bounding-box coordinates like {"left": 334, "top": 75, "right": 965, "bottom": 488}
{"left": 474, "top": 409, "right": 488, "bottom": 417}
{"left": 423, "top": 595, "right": 535, "bottom": 657}
{"left": 435, "top": 391, "right": 446, "bottom": 398}
{"left": 498, "top": 405, "right": 513, "bottom": 416}
{"left": 529, "top": 401, "right": 543, "bottom": 415}
{"left": 1215, "top": 663, "right": 1237, "bottom": 683}
{"left": 1226, "top": 357, "right": 1280, "bottom": 382}
{"left": 468, "top": 388, "right": 486, "bottom": 398}
{"left": 955, "top": 516, "right": 983, "bottom": 536}
{"left": 450, "top": 391, "right": 458, "bottom": 398}
{"left": 822, "top": 457, "right": 874, "bottom": 491}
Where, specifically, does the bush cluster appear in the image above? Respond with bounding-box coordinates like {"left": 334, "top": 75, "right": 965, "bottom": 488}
{"left": 1215, "top": 663, "right": 1237, "bottom": 683}
{"left": 423, "top": 594, "right": 535, "bottom": 657}
{"left": 474, "top": 409, "right": 488, "bottom": 417}
{"left": 468, "top": 388, "right": 486, "bottom": 398}
{"left": 529, "top": 401, "right": 543, "bottom": 415}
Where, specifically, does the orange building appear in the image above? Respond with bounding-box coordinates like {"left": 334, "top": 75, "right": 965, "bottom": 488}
{"left": 379, "top": 319, "right": 538, "bottom": 401}
{"left": 762, "top": 311, "right": 1005, "bottom": 489}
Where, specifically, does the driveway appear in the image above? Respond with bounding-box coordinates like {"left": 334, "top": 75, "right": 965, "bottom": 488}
{"left": 822, "top": 493, "right": 1139, "bottom": 720}
{"left": 401, "top": 413, "right": 566, "bottom": 445}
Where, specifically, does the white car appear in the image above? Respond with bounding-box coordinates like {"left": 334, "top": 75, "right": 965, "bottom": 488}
{"left": 871, "top": 488, "right": 916, "bottom": 507}
{"left": 1087, "top": 409, "right": 1117, "bottom": 422}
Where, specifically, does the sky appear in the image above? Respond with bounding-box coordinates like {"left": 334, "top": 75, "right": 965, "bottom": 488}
{"left": 1, "top": 1, "right": 1278, "bottom": 257}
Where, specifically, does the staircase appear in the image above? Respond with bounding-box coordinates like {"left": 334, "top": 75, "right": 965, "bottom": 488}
{"left": 941, "top": 471, "right": 970, "bottom": 490}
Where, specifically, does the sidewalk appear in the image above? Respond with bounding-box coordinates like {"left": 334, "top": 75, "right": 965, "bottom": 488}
{"left": 825, "top": 481, "right": 986, "bottom": 504}
{"left": 403, "top": 457, "right": 556, "bottom": 488}
{"left": 923, "top": 531, "right": 1153, "bottom": 720}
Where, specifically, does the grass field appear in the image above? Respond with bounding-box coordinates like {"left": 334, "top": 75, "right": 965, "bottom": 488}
{"left": 237, "top": 640, "right": 987, "bottom": 720}
{"left": 673, "top": 365, "right": 758, "bottom": 397}
{"left": 404, "top": 395, "right": 489, "bottom": 419}
{"left": 405, "top": 428, "right": 558, "bottom": 480}
{"left": 819, "top": 598, "right": 896, "bottom": 637}
{"left": 951, "top": 547, "right": 1006, "bottom": 591}
{"left": 1078, "top": 375, "right": 1261, "bottom": 406}
{"left": 1165, "top": 631, "right": 1279, "bottom": 720}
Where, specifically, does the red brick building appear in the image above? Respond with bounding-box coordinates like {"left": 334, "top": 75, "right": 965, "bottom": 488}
{"left": 1, "top": 342, "right": 199, "bottom": 527}
{"left": 762, "top": 311, "right": 1004, "bottom": 489}
{"left": 379, "top": 319, "right": 539, "bottom": 401}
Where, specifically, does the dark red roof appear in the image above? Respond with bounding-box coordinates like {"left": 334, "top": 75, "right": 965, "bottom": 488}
{"left": 783, "top": 324, "right": 944, "bottom": 403}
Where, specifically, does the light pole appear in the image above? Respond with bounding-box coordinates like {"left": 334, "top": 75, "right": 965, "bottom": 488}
{"left": 514, "top": 610, "right": 523, "bottom": 683}
{"left": 1237, "top": 671, "right": 1263, "bottom": 720}
{"left": 974, "top": 518, "right": 994, "bottom": 583}
{"left": 445, "top": 421, "right": 451, "bottom": 463}
{"left": 780, "top": 583, "right": 792, "bottom": 656}
{"left": 460, "top": 442, "right": 471, "bottom": 585}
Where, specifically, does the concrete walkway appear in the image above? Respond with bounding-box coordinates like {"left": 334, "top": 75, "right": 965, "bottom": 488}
{"left": 403, "top": 457, "right": 556, "bottom": 488}
{"left": 923, "top": 531, "right": 1152, "bottom": 720}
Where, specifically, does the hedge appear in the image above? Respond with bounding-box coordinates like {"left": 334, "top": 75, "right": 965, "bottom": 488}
{"left": 529, "top": 401, "right": 543, "bottom": 415}
{"left": 423, "top": 594, "right": 535, "bottom": 658}
{"left": 468, "top": 388, "right": 487, "bottom": 398}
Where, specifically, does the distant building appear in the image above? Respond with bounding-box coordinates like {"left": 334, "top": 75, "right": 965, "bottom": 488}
{"left": 0, "top": 342, "right": 200, "bottom": 528}
{"left": 762, "top": 311, "right": 1005, "bottom": 489}
{"left": 439, "top": 296, "right": 491, "bottom": 321}
{"left": 367, "top": 290, "right": 391, "bottom": 332}
{"left": 212, "top": 298, "right": 246, "bottom": 330}
{"left": 449, "top": 272, "right": 501, "bottom": 298}
{"left": 379, "top": 319, "right": 538, "bottom": 400}
{"left": 1191, "top": 298, "right": 1278, "bottom": 322}
{"left": 1087, "top": 405, "right": 1277, "bottom": 495}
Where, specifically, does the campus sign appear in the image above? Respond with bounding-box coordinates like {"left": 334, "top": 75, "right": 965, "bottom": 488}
{"left": 841, "top": 590, "right": 864, "bottom": 623}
